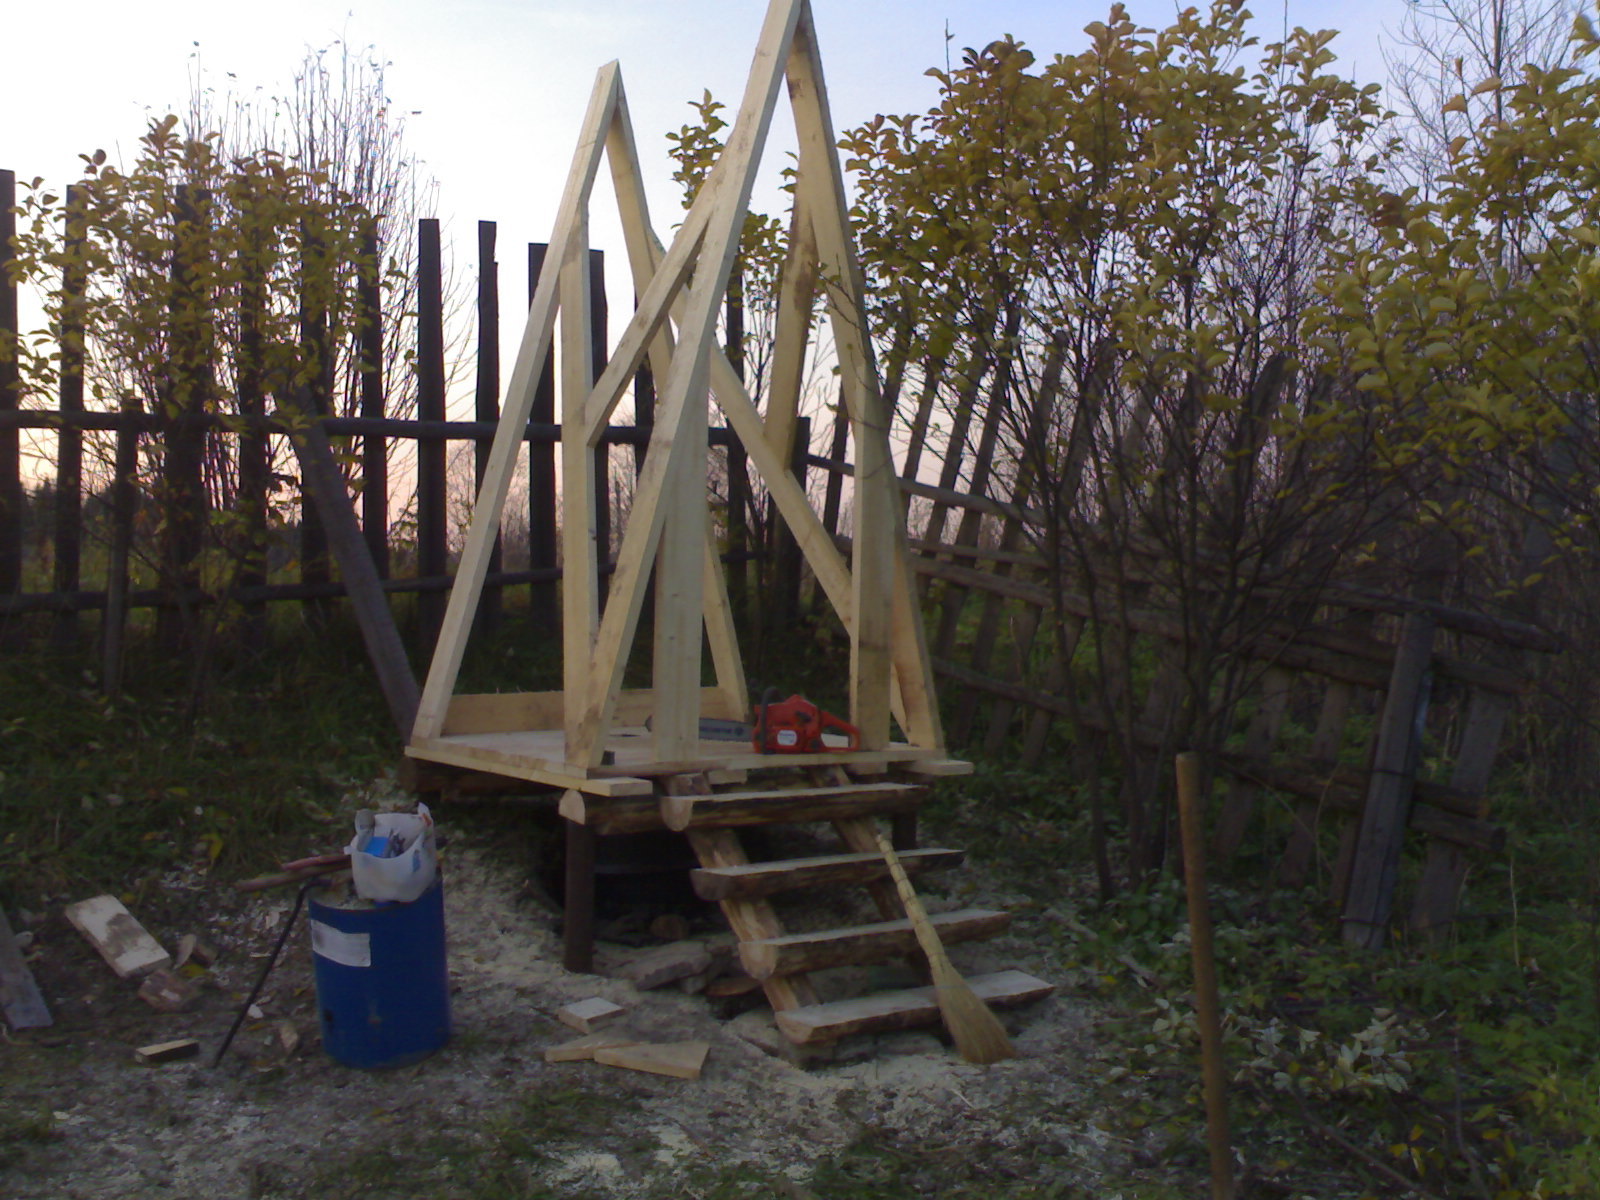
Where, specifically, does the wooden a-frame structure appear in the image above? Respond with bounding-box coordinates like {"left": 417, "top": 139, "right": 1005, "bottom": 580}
{"left": 405, "top": 0, "right": 949, "bottom": 794}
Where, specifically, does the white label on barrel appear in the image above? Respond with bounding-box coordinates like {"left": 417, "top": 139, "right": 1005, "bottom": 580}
{"left": 310, "top": 921, "right": 371, "bottom": 968}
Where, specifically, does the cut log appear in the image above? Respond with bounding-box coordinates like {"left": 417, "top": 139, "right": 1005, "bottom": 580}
{"left": 775, "top": 969, "right": 1055, "bottom": 1044}
{"left": 594, "top": 1040, "right": 709, "bottom": 1080}
{"left": 614, "top": 941, "right": 715, "bottom": 990}
{"left": 589, "top": 782, "right": 924, "bottom": 836}
{"left": 705, "top": 974, "right": 764, "bottom": 998}
{"left": 691, "top": 847, "right": 964, "bottom": 901}
{"left": 64, "top": 895, "right": 171, "bottom": 979}
{"left": 660, "top": 781, "right": 927, "bottom": 833}
{"left": 738, "top": 908, "right": 1010, "bottom": 980}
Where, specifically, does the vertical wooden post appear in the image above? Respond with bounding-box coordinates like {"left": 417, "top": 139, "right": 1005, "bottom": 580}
{"left": 297, "top": 220, "right": 333, "bottom": 624}
{"left": 416, "top": 218, "right": 448, "bottom": 652}
{"left": 236, "top": 194, "right": 270, "bottom": 637}
{"left": 819, "top": 398, "right": 848, "bottom": 537}
{"left": 560, "top": 223, "right": 599, "bottom": 753}
{"left": 102, "top": 410, "right": 139, "bottom": 695}
{"left": 358, "top": 220, "right": 389, "bottom": 580}
{"left": 0, "top": 169, "right": 20, "bottom": 613}
{"left": 52, "top": 185, "right": 86, "bottom": 649}
{"left": 934, "top": 316, "right": 1018, "bottom": 658}
{"left": 563, "top": 816, "right": 597, "bottom": 973}
{"left": 527, "top": 243, "right": 559, "bottom": 631}
{"left": 723, "top": 270, "right": 750, "bottom": 623}
{"left": 773, "top": 415, "right": 809, "bottom": 628}
{"left": 1175, "top": 752, "right": 1236, "bottom": 1200}
{"left": 632, "top": 301, "right": 655, "bottom": 475}
{"left": 589, "top": 248, "right": 611, "bottom": 608}
{"left": 476, "top": 220, "right": 503, "bottom": 634}
{"left": 157, "top": 185, "right": 209, "bottom": 653}
{"left": 1342, "top": 611, "right": 1436, "bottom": 950}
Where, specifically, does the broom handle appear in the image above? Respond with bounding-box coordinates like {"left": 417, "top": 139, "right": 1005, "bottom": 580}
{"left": 874, "top": 830, "right": 956, "bottom": 974}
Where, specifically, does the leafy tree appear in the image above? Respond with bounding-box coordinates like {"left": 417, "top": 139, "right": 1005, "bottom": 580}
{"left": 844, "top": 1, "right": 1401, "bottom": 882}
{"left": 7, "top": 116, "right": 376, "bottom": 649}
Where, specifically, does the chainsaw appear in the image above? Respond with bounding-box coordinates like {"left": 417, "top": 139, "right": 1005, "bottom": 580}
{"left": 752, "top": 690, "right": 860, "bottom": 754}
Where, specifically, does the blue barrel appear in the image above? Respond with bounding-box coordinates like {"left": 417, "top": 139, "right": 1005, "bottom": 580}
{"left": 308, "top": 878, "right": 450, "bottom": 1068}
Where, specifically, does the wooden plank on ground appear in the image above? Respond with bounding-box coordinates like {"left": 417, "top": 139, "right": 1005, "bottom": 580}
{"left": 558, "top": 996, "right": 626, "bottom": 1033}
{"left": 64, "top": 895, "right": 171, "bottom": 980}
{"left": 545, "top": 1031, "right": 639, "bottom": 1063}
{"left": 594, "top": 1041, "right": 709, "bottom": 1080}
{"left": 0, "top": 908, "right": 50, "bottom": 1029}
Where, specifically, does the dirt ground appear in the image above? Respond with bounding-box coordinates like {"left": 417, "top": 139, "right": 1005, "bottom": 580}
{"left": 1, "top": 779, "right": 1139, "bottom": 1199}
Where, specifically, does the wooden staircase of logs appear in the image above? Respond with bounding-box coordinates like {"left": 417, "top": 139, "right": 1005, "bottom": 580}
{"left": 664, "top": 766, "right": 1053, "bottom": 1046}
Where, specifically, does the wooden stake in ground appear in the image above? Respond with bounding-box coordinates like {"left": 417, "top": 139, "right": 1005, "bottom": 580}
{"left": 1175, "top": 751, "right": 1236, "bottom": 1200}
{"left": 873, "top": 829, "right": 1013, "bottom": 1064}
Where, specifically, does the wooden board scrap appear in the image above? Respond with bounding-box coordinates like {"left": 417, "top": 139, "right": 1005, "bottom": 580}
{"left": 544, "top": 1031, "right": 639, "bottom": 1063}
{"left": 594, "top": 1041, "right": 709, "bottom": 1080}
{"left": 557, "top": 996, "right": 626, "bottom": 1033}
{"left": 0, "top": 908, "right": 50, "bottom": 1030}
{"left": 173, "top": 933, "right": 218, "bottom": 969}
{"left": 135, "top": 1038, "right": 200, "bottom": 1065}
{"left": 137, "top": 968, "right": 200, "bottom": 1013}
{"left": 64, "top": 895, "right": 171, "bottom": 980}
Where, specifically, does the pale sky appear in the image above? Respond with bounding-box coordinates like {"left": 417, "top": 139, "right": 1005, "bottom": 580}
{"left": 4, "top": 0, "right": 1399, "bottom": 416}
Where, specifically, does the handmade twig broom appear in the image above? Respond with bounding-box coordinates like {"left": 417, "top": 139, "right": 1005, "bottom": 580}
{"left": 874, "top": 829, "right": 1015, "bottom": 1064}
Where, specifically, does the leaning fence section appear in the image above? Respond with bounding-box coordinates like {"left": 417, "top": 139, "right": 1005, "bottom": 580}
{"left": 817, "top": 346, "right": 1559, "bottom": 945}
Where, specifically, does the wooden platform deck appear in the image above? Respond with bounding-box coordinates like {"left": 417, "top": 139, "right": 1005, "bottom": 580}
{"left": 407, "top": 727, "right": 967, "bottom": 797}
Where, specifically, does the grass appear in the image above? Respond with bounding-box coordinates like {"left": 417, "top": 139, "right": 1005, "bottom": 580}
{"left": 302, "top": 1086, "right": 635, "bottom": 1200}
{"left": 7, "top": 603, "right": 1600, "bottom": 1198}
{"left": 0, "top": 618, "right": 398, "bottom": 903}
{"left": 0, "top": 1106, "right": 58, "bottom": 1173}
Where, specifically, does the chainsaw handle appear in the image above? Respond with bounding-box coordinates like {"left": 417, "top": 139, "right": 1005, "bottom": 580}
{"left": 819, "top": 709, "right": 860, "bottom": 751}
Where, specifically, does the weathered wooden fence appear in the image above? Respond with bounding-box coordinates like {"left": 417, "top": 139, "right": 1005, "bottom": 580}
{"left": 793, "top": 337, "right": 1561, "bottom": 945}
{"left": 0, "top": 167, "right": 804, "bottom": 674}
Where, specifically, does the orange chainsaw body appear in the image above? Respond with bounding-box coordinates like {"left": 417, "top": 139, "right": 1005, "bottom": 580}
{"left": 752, "top": 694, "right": 860, "bottom": 754}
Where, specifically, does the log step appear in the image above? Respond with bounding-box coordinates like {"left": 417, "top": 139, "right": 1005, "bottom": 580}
{"left": 691, "top": 847, "right": 965, "bottom": 901}
{"left": 738, "top": 908, "right": 1010, "bottom": 980}
{"left": 774, "top": 969, "right": 1055, "bottom": 1044}
{"left": 662, "top": 781, "right": 927, "bottom": 832}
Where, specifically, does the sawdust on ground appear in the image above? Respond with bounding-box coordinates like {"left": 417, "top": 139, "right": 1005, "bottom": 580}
{"left": 1, "top": 779, "right": 1138, "bottom": 1199}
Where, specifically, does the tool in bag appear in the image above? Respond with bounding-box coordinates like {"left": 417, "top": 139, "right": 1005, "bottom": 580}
{"left": 752, "top": 689, "right": 860, "bottom": 754}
